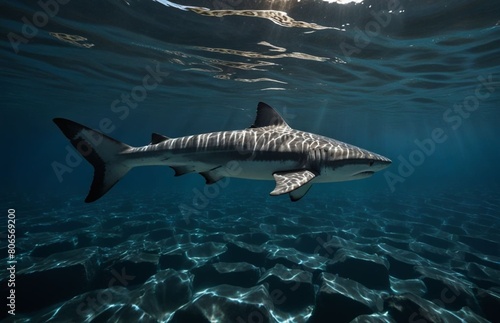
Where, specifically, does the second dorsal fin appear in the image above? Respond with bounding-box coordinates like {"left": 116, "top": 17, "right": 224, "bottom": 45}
{"left": 150, "top": 133, "right": 170, "bottom": 145}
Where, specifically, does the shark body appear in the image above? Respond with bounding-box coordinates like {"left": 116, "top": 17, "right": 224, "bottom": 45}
{"left": 54, "top": 102, "right": 391, "bottom": 202}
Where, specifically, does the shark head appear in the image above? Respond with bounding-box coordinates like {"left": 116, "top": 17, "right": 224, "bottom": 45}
{"left": 347, "top": 157, "right": 392, "bottom": 180}
{"left": 319, "top": 145, "right": 392, "bottom": 182}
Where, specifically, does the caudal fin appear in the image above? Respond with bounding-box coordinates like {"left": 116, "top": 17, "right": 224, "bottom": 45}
{"left": 53, "top": 118, "right": 132, "bottom": 203}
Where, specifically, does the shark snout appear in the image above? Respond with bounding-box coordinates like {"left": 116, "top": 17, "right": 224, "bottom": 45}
{"left": 348, "top": 156, "right": 391, "bottom": 180}
{"left": 371, "top": 156, "right": 392, "bottom": 171}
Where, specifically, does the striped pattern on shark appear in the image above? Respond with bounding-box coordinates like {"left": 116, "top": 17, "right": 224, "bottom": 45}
{"left": 53, "top": 102, "right": 391, "bottom": 202}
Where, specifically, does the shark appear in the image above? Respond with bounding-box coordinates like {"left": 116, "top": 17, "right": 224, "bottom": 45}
{"left": 53, "top": 102, "right": 391, "bottom": 203}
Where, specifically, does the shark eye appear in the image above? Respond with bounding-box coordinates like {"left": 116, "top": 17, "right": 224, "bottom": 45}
{"left": 369, "top": 161, "right": 374, "bottom": 166}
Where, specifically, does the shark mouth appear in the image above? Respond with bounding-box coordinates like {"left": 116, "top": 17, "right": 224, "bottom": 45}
{"left": 354, "top": 171, "right": 375, "bottom": 177}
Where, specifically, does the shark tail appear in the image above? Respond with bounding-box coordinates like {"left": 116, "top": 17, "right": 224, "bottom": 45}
{"left": 53, "top": 118, "right": 132, "bottom": 203}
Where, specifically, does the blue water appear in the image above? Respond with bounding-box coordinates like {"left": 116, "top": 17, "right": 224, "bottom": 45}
{"left": 1, "top": 0, "right": 500, "bottom": 322}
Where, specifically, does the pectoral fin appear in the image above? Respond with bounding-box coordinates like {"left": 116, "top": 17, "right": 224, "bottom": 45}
{"left": 270, "top": 169, "right": 316, "bottom": 197}
{"left": 289, "top": 183, "right": 313, "bottom": 202}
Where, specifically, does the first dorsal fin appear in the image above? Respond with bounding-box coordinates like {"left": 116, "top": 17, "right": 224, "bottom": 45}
{"left": 250, "top": 102, "right": 290, "bottom": 129}
{"left": 150, "top": 133, "right": 170, "bottom": 145}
